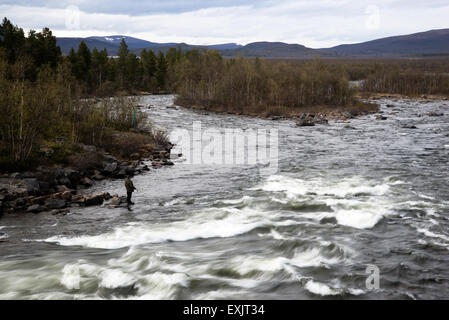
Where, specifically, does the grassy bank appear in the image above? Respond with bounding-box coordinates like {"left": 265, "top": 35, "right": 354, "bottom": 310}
{"left": 175, "top": 96, "right": 378, "bottom": 120}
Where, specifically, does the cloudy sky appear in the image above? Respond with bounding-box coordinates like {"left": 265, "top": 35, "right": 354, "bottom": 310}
{"left": 1, "top": 0, "right": 448, "bottom": 48}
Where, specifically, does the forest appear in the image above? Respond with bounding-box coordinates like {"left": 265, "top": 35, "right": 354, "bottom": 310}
{"left": 0, "top": 18, "right": 167, "bottom": 171}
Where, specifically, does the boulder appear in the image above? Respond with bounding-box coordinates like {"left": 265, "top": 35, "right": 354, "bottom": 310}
{"left": 427, "top": 112, "right": 444, "bottom": 117}
{"left": 342, "top": 112, "right": 353, "bottom": 119}
{"left": 296, "top": 119, "right": 315, "bottom": 127}
{"left": 110, "top": 196, "right": 122, "bottom": 206}
{"left": 50, "top": 209, "right": 69, "bottom": 216}
{"left": 80, "top": 177, "right": 93, "bottom": 187}
{"left": 58, "top": 176, "right": 72, "bottom": 188}
{"left": 162, "top": 160, "right": 174, "bottom": 166}
{"left": 130, "top": 153, "right": 141, "bottom": 160}
{"left": 376, "top": 115, "right": 387, "bottom": 120}
{"left": 102, "top": 153, "right": 118, "bottom": 164}
{"left": 139, "top": 164, "right": 150, "bottom": 171}
{"left": 116, "top": 169, "right": 127, "bottom": 178}
{"left": 103, "top": 162, "right": 118, "bottom": 174}
{"left": 152, "top": 161, "right": 163, "bottom": 168}
{"left": 91, "top": 170, "right": 105, "bottom": 180}
{"left": 314, "top": 118, "right": 329, "bottom": 125}
{"left": 55, "top": 185, "right": 73, "bottom": 193}
{"left": 170, "top": 153, "right": 182, "bottom": 160}
{"left": 84, "top": 194, "right": 104, "bottom": 206}
{"left": 27, "top": 204, "right": 45, "bottom": 213}
{"left": 19, "top": 178, "right": 42, "bottom": 196}
{"left": 45, "top": 199, "right": 67, "bottom": 210}
{"left": 61, "top": 191, "right": 73, "bottom": 201}
{"left": 29, "top": 195, "right": 50, "bottom": 205}
{"left": 64, "top": 169, "right": 81, "bottom": 186}
{"left": 125, "top": 166, "right": 135, "bottom": 175}
{"left": 16, "top": 172, "right": 37, "bottom": 179}
{"left": 296, "top": 112, "right": 328, "bottom": 126}
{"left": 15, "top": 198, "right": 26, "bottom": 207}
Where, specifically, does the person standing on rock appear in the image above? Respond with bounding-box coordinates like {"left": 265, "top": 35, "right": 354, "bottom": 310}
{"left": 124, "top": 176, "right": 137, "bottom": 205}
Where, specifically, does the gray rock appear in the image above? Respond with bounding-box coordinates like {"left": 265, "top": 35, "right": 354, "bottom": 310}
{"left": 125, "top": 166, "right": 135, "bottom": 175}
{"left": 27, "top": 204, "right": 45, "bottom": 213}
{"left": 80, "top": 177, "right": 93, "bottom": 187}
{"left": 16, "top": 172, "right": 36, "bottom": 179}
{"left": 116, "top": 169, "right": 127, "bottom": 178}
{"left": 130, "top": 153, "right": 141, "bottom": 160}
{"left": 91, "top": 170, "right": 105, "bottom": 180}
{"left": 64, "top": 169, "right": 81, "bottom": 185}
{"left": 46, "top": 199, "right": 67, "bottom": 210}
{"left": 58, "top": 176, "right": 72, "bottom": 188}
{"left": 19, "top": 178, "right": 41, "bottom": 196}
{"left": 55, "top": 185, "right": 72, "bottom": 193}
{"left": 427, "top": 112, "right": 444, "bottom": 117}
{"left": 170, "top": 153, "right": 182, "bottom": 160}
{"left": 84, "top": 194, "right": 104, "bottom": 206}
{"left": 61, "top": 191, "right": 73, "bottom": 201}
{"left": 102, "top": 154, "right": 117, "bottom": 164}
{"left": 103, "top": 162, "right": 118, "bottom": 174}
{"left": 50, "top": 209, "right": 69, "bottom": 216}
{"left": 342, "top": 112, "right": 353, "bottom": 119}
{"left": 110, "top": 197, "right": 122, "bottom": 206}
{"left": 296, "top": 119, "right": 315, "bottom": 127}
{"left": 402, "top": 124, "right": 417, "bottom": 129}
{"left": 139, "top": 164, "right": 150, "bottom": 171}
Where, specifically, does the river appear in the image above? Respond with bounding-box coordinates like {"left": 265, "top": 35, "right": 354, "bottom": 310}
{"left": 0, "top": 95, "right": 448, "bottom": 299}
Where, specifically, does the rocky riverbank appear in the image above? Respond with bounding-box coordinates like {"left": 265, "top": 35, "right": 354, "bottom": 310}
{"left": 0, "top": 142, "right": 176, "bottom": 216}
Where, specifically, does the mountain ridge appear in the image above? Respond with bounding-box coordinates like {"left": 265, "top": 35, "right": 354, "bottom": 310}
{"left": 56, "top": 28, "right": 449, "bottom": 58}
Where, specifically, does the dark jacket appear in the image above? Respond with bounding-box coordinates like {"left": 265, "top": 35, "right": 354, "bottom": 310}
{"left": 125, "top": 178, "right": 136, "bottom": 193}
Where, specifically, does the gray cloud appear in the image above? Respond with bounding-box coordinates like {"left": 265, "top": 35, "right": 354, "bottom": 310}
{"left": 0, "top": 0, "right": 266, "bottom": 15}
{"left": 1, "top": 0, "right": 448, "bottom": 48}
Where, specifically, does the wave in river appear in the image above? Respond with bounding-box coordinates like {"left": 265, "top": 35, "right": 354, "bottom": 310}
{"left": 253, "top": 174, "right": 396, "bottom": 229}
{"left": 42, "top": 174, "right": 398, "bottom": 249}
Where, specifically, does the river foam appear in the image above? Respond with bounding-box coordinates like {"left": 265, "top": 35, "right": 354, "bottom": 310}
{"left": 43, "top": 204, "right": 295, "bottom": 249}
{"left": 254, "top": 175, "right": 394, "bottom": 229}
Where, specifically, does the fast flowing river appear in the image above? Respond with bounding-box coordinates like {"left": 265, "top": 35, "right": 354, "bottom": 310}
{"left": 0, "top": 95, "right": 448, "bottom": 299}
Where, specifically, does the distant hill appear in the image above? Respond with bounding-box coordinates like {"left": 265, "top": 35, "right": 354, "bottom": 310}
{"left": 56, "top": 28, "right": 449, "bottom": 58}
{"left": 57, "top": 37, "right": 119, "bottom": 55}
{"left": 221, "top": 41, "right": 317, "bottom": 58}
{"left": 207, "top": 43, "right": 242, "bottom": 50}
{"left": 320, "top": 29, "right": 449, "bottom": 56}
{"left": 86, "top": 35, "right": 177, "bottom": 49}
{"left": 57, "top": 36, "right": 242, "bottom": 56}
